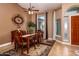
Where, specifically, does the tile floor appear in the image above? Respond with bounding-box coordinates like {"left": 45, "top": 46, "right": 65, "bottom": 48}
{"left": 48, "top": 41, "right": 79, "bottom": 56}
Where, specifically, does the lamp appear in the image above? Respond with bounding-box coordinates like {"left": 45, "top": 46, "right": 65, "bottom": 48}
{"left": 24, "top": 3, "right": 39, "bottom": 15}
{"left": 28, "top": 10, "right": 33, "bottom": 14}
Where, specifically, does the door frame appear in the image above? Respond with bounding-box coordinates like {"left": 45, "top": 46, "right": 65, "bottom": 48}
{"left": 46, "top": 12, "right": 48, "bottom": 39}
{"left": 36, "top": 12, "right": 48, "bottom": 39}
{"left": 69, "top": 13, "right": 79, "bottom": 45}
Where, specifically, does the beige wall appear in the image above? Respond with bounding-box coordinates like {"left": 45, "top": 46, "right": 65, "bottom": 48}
{"left": 0, "top": 3, "right": 28, "bottom": 45}
{"left": 47, "top": 11, "right": 53, "bottom": 38}
{"left": 55, "top": 8, "right": 62, "bottom": 20}
{"left": 31, "top": 14, "right": 36, "bottom": 23}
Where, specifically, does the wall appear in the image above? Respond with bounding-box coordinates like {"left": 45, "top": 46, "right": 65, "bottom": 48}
{"left": 55, "top": 8, "right": 62, "bottom": 20}
{"left": 0, "top": 3, "right": 28, "bottom": 45}
{"left": 47, "top": 11, "right": 53, "bottom": 39}
{"left": 31, "top": 14, "right": 36, "bottom": 23}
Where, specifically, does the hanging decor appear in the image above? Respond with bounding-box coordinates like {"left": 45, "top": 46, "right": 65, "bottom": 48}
{"left": 12, "top": 14, "right": 24, "bottom": 28}
{"left": 24, "top": 3, "right": 39, "bottom": 14}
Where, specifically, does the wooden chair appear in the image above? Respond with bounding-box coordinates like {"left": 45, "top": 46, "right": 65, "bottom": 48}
{"left": 38, "top": 30, "right": 43, "bottom": 41}
{"left": 11, "top": 30, "right": 36, "bottom": 54}
{"left": 11, "top": 30, "right": 26, "bottom": 50}
{"left": 12, "top": 30, "right": 27, "bottom": 54}
{"left": 34, "top": 30, "right": 43, "bottom": 45}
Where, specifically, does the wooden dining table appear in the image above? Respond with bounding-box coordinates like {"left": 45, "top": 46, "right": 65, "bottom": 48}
{"left": 22, "top": 33, "right": 37, "bottom": 54}
{"left": 22, "top": 33, "right": 36, "bottom": 38}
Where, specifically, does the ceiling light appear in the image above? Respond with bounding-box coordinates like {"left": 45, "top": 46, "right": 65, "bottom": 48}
{"left": 28, "top": 11, "right": 33, "bottom": 14}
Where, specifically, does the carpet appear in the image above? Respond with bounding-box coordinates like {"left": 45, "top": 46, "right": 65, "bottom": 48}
{"left": 2, "top": 40, "right": 55, "bottom": 56}
{"left": 40, "top": 40, "right": 56, "bottom": 46}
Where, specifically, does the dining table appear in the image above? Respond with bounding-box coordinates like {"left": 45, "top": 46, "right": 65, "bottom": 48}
{"left": 22, "top": 33, "right": 37, "bottom": 54}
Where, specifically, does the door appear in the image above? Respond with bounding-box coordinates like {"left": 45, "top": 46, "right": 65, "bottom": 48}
{"left": 71, "top": 16, "right": 79, "bottom": 45}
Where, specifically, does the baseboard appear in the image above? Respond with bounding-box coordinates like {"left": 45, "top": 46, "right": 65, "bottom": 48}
{"left": 71, "top": 44, "right": 79, "bottom": 47}
{"left": 48, "top": 38, "right": 53, "bottom": 40}
{"left": 56, "top": 40, "right": 70, "bottom": 45}
{"left": 56, "top": 40, "right": 79, "bottom": 48}
{"left": 0, "top": 42, "right": 14, "bottom": 53}
{"left": 56, "top": 35, "right": 61, "bottom": 37}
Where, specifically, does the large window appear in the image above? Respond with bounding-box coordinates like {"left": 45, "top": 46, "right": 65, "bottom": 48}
{"left": 56, "top": 19, "right": 61, "bottom": 36}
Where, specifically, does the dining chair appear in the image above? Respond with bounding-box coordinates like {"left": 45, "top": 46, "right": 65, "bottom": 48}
{"left": 11, "top": 30, "right": 26, "bottom": 50}
{"left": 11, "top": 30, "right": 37, "bottom": 54}
{"left": 37, "top": 30, "right": 43, "bottom": 43}
{"left": 14, "top": 30, "right": 27, "bottom": 54}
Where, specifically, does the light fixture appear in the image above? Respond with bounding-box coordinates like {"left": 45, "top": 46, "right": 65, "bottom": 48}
{"left": 28, "top": 10, "right": 33, "bottom": 14}
{"left": 24, "top": 3, "right": 39, "bottom": 15}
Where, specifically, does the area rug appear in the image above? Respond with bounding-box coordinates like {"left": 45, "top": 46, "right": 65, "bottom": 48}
{"left": 40, "top": 40, "right": 56, "bottom": 46}
{"left": 24, "top": 44, "right": 51, "bottom": 56}
{"left": 2, "top": 40, "right": 55, "bottom": 56}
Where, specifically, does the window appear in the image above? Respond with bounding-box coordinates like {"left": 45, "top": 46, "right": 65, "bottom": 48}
{"left": 66, "top": 6, "right": 79, "bottom": 16}
{"left": 64, "top": 16, "right": 69, "bottom": 41}
{"left": 56, "top": 19, "right": 61, "bottom": 36}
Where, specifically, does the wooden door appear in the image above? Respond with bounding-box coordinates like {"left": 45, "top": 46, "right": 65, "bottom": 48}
{"left": 71, "top": 16, "right": 79, "bottom": 45}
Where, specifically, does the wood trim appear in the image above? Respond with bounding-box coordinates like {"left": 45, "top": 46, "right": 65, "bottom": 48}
{"left": 36, "top": 12, "right": 48, "bottom": 39}
{"left": 0, "top": 42, "right": 14, "bottom": 53}
{"left": 35, "top": 13, "right": 37, "bottom": 31}
{"left": 46, "top": 12, "right": 48, "bottom": 39}
{"left": 55, "top": 7, "right": 62, "bottom": 11}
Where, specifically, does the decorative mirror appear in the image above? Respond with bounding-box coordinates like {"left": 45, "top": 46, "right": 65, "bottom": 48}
{"left": 12, "top": 14, "right": 24, "bottom": 28}
{"left": 12, "top": 15, "right": 24, "bottom": 25}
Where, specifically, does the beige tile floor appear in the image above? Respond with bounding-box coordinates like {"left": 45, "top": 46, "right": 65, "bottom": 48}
{"left": 48, "top": 41, "right": 79, "bottom": 56}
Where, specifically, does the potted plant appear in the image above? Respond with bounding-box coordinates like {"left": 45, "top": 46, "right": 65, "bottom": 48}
{"left": 27, "top": 21, "right": 36, "bottom": 33}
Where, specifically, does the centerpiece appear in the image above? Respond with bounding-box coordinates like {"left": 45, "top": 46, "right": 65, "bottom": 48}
{"left": 27, "top": 21, "right": 36, "bottom": 34}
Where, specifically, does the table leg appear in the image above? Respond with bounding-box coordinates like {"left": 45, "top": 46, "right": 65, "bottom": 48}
{"left": 26, "top": 37, "right": 30, "bottom": 54}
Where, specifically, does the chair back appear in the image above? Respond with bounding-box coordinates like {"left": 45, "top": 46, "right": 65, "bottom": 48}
{"left": 11, "top": 30, "right": 26, "bottom": 45}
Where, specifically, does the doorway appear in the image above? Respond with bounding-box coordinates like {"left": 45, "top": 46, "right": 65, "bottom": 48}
{"left": 37, "top": 13, "right": 48, "bottom": 39}
{"left": 37, "top": 15, "right": 46, "bottom": 39}
{"left": 71, "top": 15, "right": 79, "bottom": 45}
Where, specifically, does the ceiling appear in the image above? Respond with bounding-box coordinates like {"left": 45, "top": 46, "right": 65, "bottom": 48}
{"left": 18, "top": 3, "right": 62, "bottom": 13}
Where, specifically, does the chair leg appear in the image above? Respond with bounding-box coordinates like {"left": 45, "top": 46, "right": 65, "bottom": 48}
{"left": 37, "top": 38, "right": 40, "bottom": 46}
{"left": 21, "top": 46, "right": 24, "bottom": 55}
{"left": 33, "top": 39, "right": 36, "bottom": 49}
{"left": 14, "top": 43, "right": 18, "bottom": 52}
